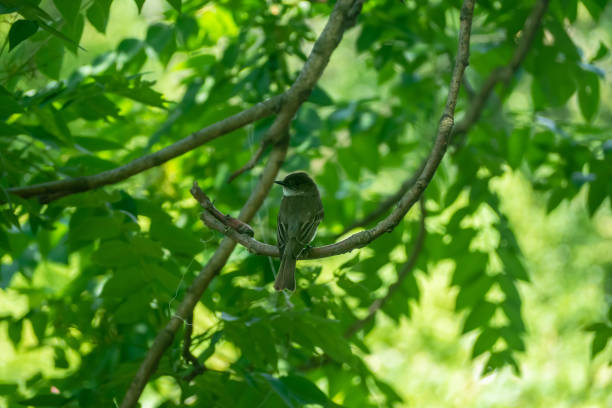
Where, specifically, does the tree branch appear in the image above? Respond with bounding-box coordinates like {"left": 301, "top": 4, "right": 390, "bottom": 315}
{"left": 7, "top": 95, "right": 283, "bottom": 202}
{"left": 334, "top": 158, "right": 427, "bottom": 238}
{"left": 181, "top": 311, "right": 206, "bottom": 382}
{"left": 336, "top": 0, "right": 549, "bottom": 231}
{"left": 344, "top": 197, "right": 426, "bottom": 338}
{"left": 228, "top": 0, "right": 365, "bottom": 182}
{"left": 192, "top": 0, "right": 475, "bottom": 262}
{"left": 119, "top": 1, "right": 366, "bottom": 406}
{"left": 453, "top": 0, "right": 549, "bottom": 138}
{"left": 119, "top": 139, "right": 289, "bottom": 408}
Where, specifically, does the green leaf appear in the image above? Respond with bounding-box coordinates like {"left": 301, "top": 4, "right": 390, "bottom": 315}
{"left": 472, "top": 327, "right": 499, "bottom": 358}
{"left": 61, "top": 13, "right": 84, "bottom": 54}
{"left": 29, "top": 311, "right": 47, "bottom": 343}
{"left": 166, "top": 0, "right": 181, "bottom": 12}
{"left": 69, "top": 215, "right": 123, "bottom": 242}
{"left": 499, "top": 326, "right": 525, "bottom": 351}
{"left": 587, "top": 178, "right": 607, "bottom": 216}
{"left": 74, "top": 136, "right": 122, "bottom": 152}
{"left": 451, "top": 251, "right": 488, "bottom": 286}
{"left": 176, "top": 14, "right": 198, "bottom": 46}
{"left": 577, "top": 71, "right": 599, "bottom": 121}
{"left": 8, "top": 19, "right": 38, "bottom": 51}
{"left": 134, "top": 0, "right": 145, "bottom": 13}
{"left": 0, "top": 86, "right": 24, "bottom": 117}
{"left": 114, "top": 290, "right": 151, "bottom": 323}
{"left": 18, "top": 394, "right": 72, "bottom": 406}
{"left": 498, "top": 248, "right": 529, "bottom": 281}
{"left": 8, "top": 319, "right": 22, "bottom": 347}
{"left": 54, "top": 347, "right": 69, "bottom": 368}
{"left": 36, "top": 37, "right": 64, "bottom": 79}
{"left": 86, "top": 0, "right": 113, "bottom": 34}
{"left": 131, "top": 236, "right": 163, "bottom": 259}
{"left": 308, "top": 86, "right": 334, "bottom": 106}
{"left": 455, "top": 275, "right": 494, "bottom": 311}
{"left": 507, "top": 127, "right": 529, "bottom": 169}
{"left": 199, "top": 330, "right": 223, "bottom": 362}
{"left": 581, "top": 0, "right": 605, "bottom": 21}
{"left": 150, "top": 221, "right": 202, "bottom": 257}
{"left": 279, "top": 375, "right": 330, "bottom": 406}
{"left": 146, "top": 23, "right": 176, "bottom": 66}
{"left": 463, "top": 300, "right": 497, "bottom": 333}
{"left": 92, "top": 240, "right": 137, "bottom": 267}
{"left": 260, "top": 373, "right": 295, "bottom": 408}
{"left": 53, "top": 0, "right": 81, "bottom": 26}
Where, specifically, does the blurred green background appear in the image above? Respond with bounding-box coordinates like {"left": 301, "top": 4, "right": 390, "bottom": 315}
{"left": 1, "top": 0, "right": 611, "bottom": 407}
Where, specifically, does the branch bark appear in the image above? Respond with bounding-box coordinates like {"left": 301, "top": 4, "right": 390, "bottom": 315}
{"left": 338, "top": 0, "right": 549, "bottom": 231}
{"left": 7, "top": 95, "right": 282, "bottom": 202}
{"left": 228, "top": 0, "right": 364, "bottom": 182}
{"left": 334, "top": 158, "right": 427, "bottom": 238}
{"left": 452, "top": 0, "right": 549, "bottom": 139}
{"left": 119, "top": 2, "right": 365, "bottom": 406}
{"left": 192, "top": 0, "right": 475, "bottom": 262}
{"left": 119, "top": 139, "right": 288, "bottom": 408}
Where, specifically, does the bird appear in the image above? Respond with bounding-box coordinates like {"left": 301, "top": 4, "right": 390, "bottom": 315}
{"left": 274, "top": 171, "right": 324, "bottom": 291}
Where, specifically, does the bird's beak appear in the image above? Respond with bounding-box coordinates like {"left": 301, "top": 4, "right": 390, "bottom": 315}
{"left": 274, "top": 180, "right": 285, "bottom": 186}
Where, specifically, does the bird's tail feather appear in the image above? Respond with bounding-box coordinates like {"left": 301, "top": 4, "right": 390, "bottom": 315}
{"left": 275, "top": 251, "right": 297, "bottom": 291}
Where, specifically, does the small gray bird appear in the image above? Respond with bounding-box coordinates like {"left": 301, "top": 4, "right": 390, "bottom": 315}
{"left": 274, "top": 172, "right": 324, "bottom": 291}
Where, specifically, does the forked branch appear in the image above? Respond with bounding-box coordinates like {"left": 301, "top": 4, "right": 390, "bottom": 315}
{"left": 192, "top": 0, "right": 475, "bottom": 263}
{"left": 341, "top": 0, "right": 549, "bottom": 232}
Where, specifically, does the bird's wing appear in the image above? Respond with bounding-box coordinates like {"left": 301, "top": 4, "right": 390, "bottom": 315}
{"left": 277, "top": 214, "right": 288, "bottom": 254}
{"left": 296, "top": 208, "right": 324, "bottom": 247}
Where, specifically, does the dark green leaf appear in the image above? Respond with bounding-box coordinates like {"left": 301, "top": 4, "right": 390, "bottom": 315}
{"left": 146, "top": 23, "right": 176, "bottom": 66}
{"left": 86, "top": 0, "right": 113, "bottom": 34}
{"left": 578, "top": 71, "right": 599, "bottom": 121}
{"left": 280, "top": 375, "right": 329, "bottom": 406}
{"left": 166, "top": 0, "right": 181, "bottom": 12}
{"left": 134, "top": 0, "right": 145, "bottom": 12}
{"left": 455, "top": 275, "right": 494, "bottom": 311}
{"left": 18, "top": 394, "right": 71, "bottom": 406}
{"left": 53, "top": 0, "right": 81, "bottom": 25}
{"left": 463, "top": 300, "right": 497, "bottom": 333}
{"left": 92, "top": 240, "right": 137, "bottom": 267}
{"left": 0, "top": 86, "right": 24, "bottom": 117}
{"left": 498, "top": 248, "right": 529, "bottom": 281}
{"left": 8, "top": 19, "right": 38, "bottom": 50}
{"left": 36, "top": 37, "right": 64, "bottom": 79}
{"left": 472, "top": 327, "right": 499, "bottom": 358}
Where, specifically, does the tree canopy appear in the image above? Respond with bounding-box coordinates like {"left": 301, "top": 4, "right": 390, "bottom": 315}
{"left": 1, "top": 0, "right": 611, "bottom": 407}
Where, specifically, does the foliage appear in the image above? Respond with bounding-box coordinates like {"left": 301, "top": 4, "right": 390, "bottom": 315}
{"left": 1, "top": 0, "right": 611, "bottom": 407}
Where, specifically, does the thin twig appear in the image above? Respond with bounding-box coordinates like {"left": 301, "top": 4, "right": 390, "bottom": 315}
{"left": 119, "top": 140, "right": 289, "bottom": 408}
{"left": 191, "top": 0, "right": 474, "bottom": 261}
{"left": 338, "top": 0, "right": 549, "bottom": 231}
{"left": 119, "top": 1, "right": 366, "bottom": 406}
{"left": 453, "top": 0, "right": 549, "bottom": 141}
{"left": 182, "top": 312, "right": 206, "bottom": 382}
{"left": 7, "top": 95, "right": 283, "bottom": 202}
{"left": 334, "top": 158, "right": 427, "bottom": 238}
{"left": 227, "top": 0, "right": 365, "bottom": 182}
{"left": 344, "top": 197, "right": 426, "bottom": 338}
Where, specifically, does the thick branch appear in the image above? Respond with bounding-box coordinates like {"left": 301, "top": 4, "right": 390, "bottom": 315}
{"left": 119, "top": 140, "right": 289, "bottom": 408}
{"left": 344, "top": 198, "right": 426, "bottom": 338}
{"left": 7, "top": 95, "right": 283, "bottom": 202}
{"left": 228, "top": 0, "right": 365, "bottom": 182}
{"left": 120, "top": 2, "right": 365, "bottom": 406}
{"left": 193, "top": 0, "right": 475, "bottom": 262}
